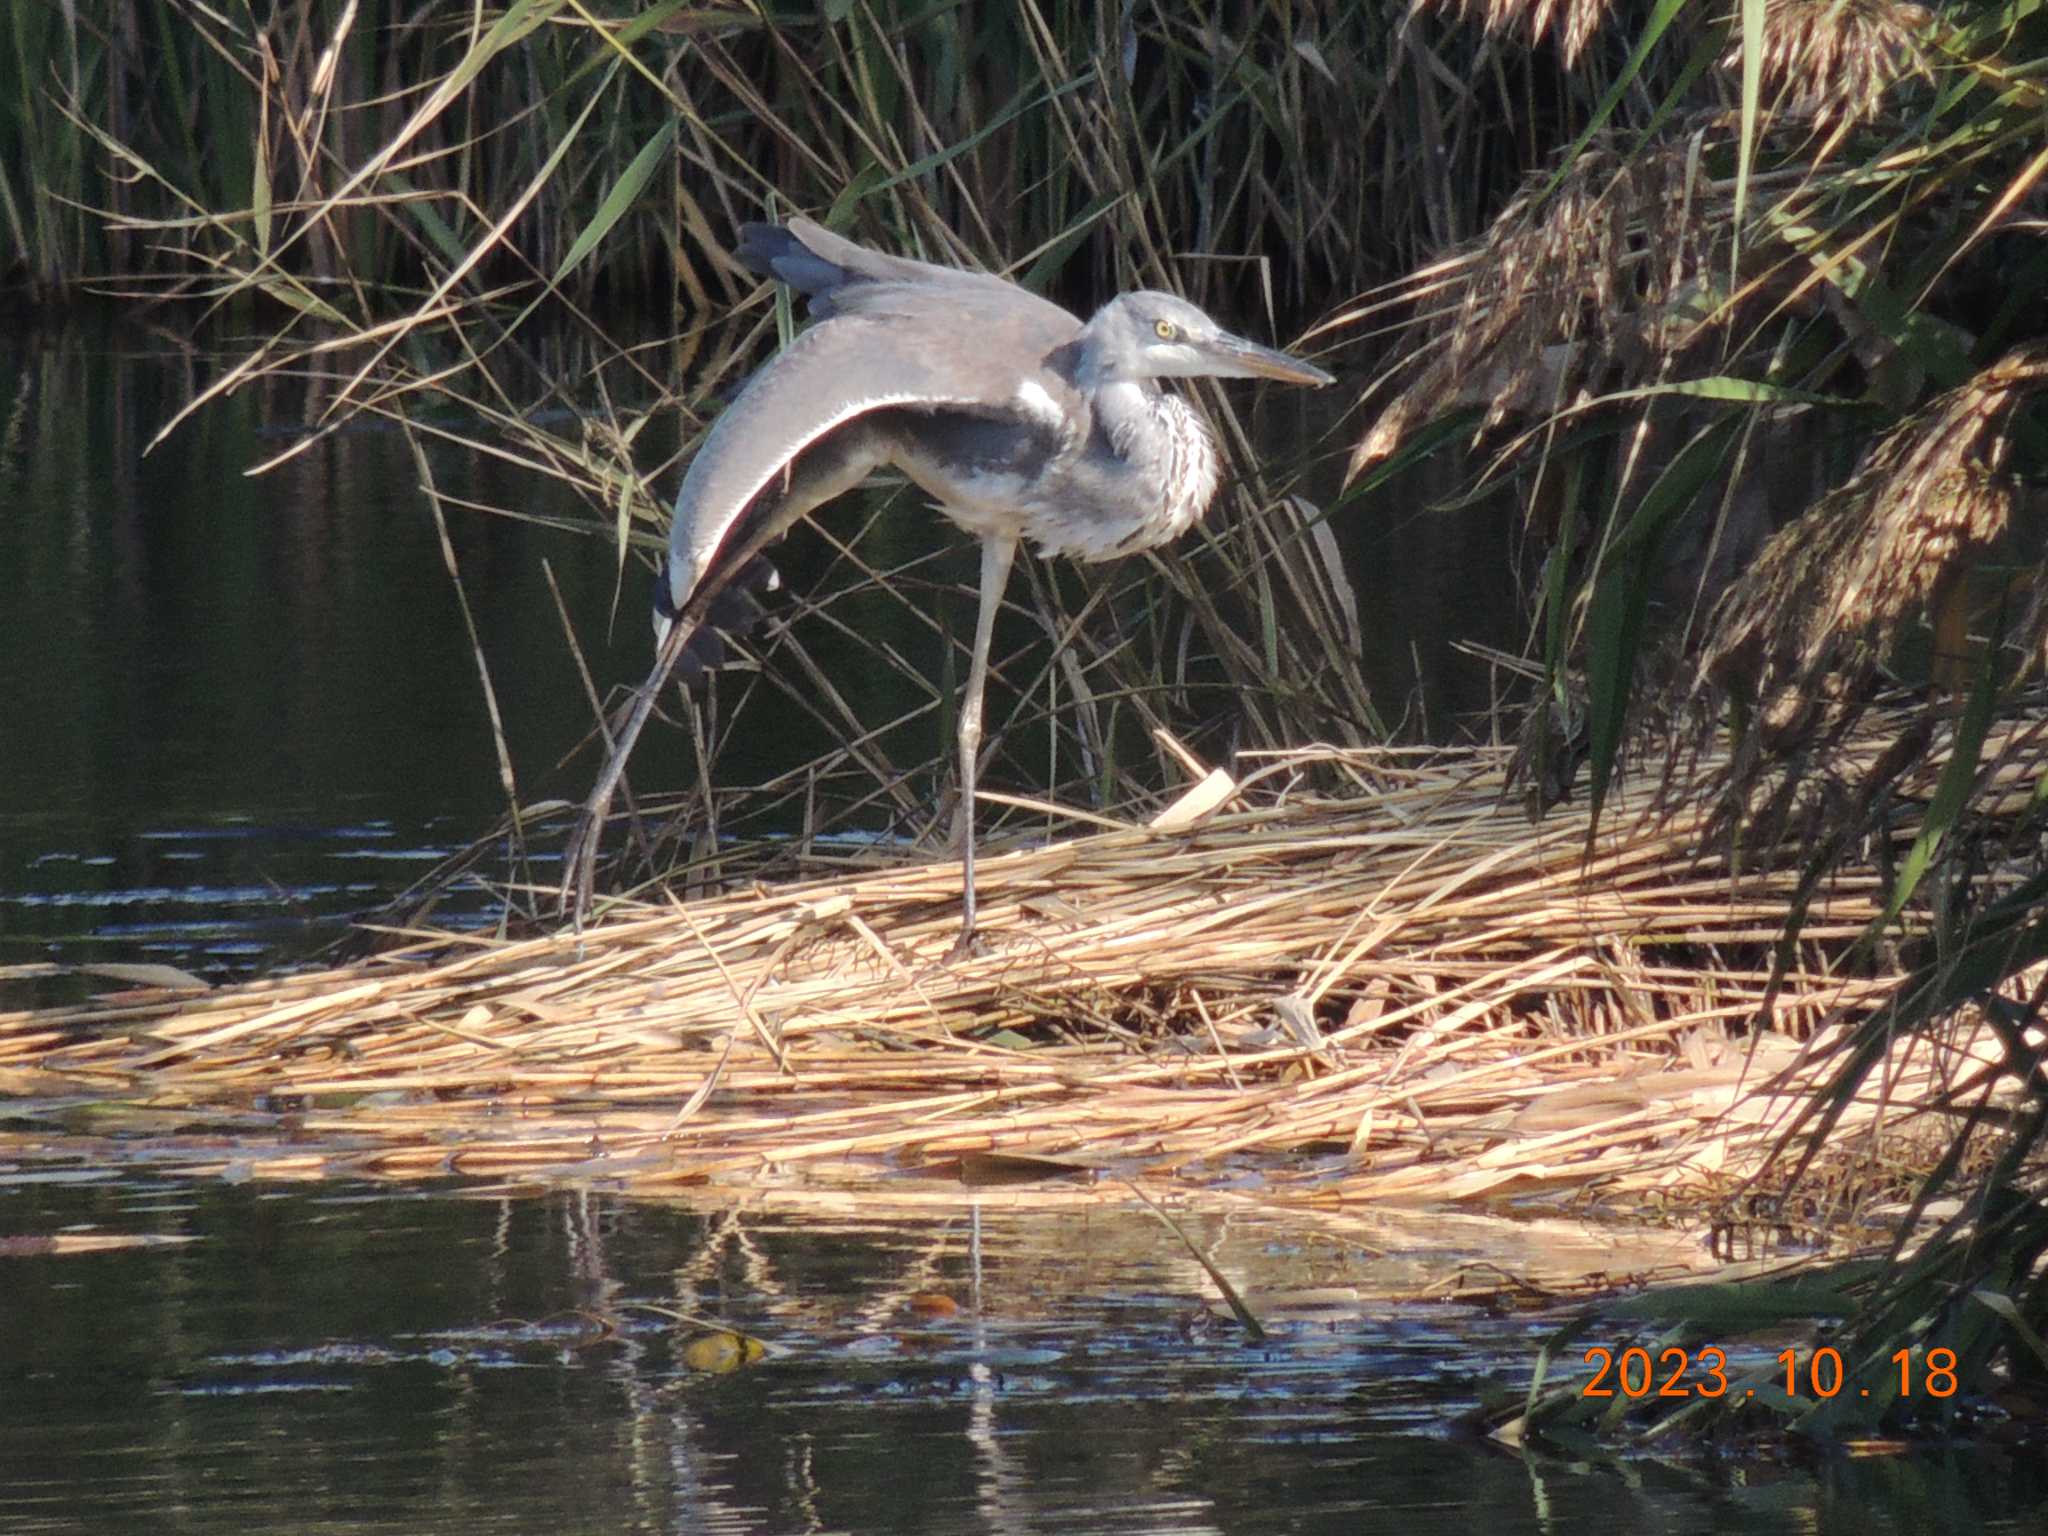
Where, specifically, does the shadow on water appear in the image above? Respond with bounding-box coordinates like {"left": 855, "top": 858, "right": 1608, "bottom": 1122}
{"left": 3, "top": 1177, "right": 2042, "bottom": 1535}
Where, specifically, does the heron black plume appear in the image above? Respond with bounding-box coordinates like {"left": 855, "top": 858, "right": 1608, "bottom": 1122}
{"left": 736, "top": 223, "right": 847, "bottom": 312}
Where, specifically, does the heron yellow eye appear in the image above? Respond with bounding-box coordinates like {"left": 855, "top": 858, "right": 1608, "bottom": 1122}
{"left": 1154, "top": 319, "right": 1177, "bottom": 341}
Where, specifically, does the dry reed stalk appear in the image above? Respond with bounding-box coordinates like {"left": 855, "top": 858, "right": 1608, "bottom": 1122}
{"left": 1732, "top": 0, "right": 1937, "bottom": 124}
{"left": 1702, "top": 344, "right": 2048, "bottom": 738}
{"left": 1348, "top": 137, "right": 1733, "bottom": 479}
{"left": 1, "top": 712, "right": 2039, "bottom": 1205}
{"left": 1414, "top": 0, "right": 1616, "bottom": 68}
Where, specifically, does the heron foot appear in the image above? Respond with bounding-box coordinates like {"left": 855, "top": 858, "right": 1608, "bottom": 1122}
{"left": 944, "top": 922, "right": 984, "bottom": 963}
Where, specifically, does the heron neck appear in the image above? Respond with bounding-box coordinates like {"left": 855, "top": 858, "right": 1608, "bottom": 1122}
{"left": 1089, "top": 376, "right": 1220, "bottom": 545}
{"left": 1090, "top": 378, "right": 1165, "bottom": 465}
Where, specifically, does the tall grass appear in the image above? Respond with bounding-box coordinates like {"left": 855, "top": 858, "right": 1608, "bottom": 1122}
{"left": 7, "top": 1, "right": 1720, "bottom": 305}
{"left": 1343, "top": 0, "right": 2048, "bottom": 1438}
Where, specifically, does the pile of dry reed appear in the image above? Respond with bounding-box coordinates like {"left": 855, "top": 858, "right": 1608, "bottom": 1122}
{"left": 2, "top": 715, "right": 2035, "bottom": 1206}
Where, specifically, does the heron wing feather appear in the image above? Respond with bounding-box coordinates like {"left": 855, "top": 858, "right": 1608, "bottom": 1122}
{"left": 741, "top": 218, "right": 1079, "bottom": 333}
{"left": 667, "top": 300, "right": 1079, "bottom": 607}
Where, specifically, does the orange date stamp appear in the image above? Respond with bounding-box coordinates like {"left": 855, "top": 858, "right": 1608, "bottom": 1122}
{"left": 1580, "top": 1345, "right": 1961, "bottom": 1400}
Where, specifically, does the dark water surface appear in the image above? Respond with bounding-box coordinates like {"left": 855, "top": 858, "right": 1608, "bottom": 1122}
{"left": 6, "top": 1179, "right": 2043, "bottom": 1535}
{"left": 1, "top": 313, "right": 654, "bottom": 984}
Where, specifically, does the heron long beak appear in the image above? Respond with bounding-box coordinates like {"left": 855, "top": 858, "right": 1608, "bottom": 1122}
{"left": 1203, "top": 332, "right": 1334, "bottom": 387}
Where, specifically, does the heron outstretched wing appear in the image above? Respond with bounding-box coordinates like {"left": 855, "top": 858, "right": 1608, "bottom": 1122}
{"left": 665, "top": 284, "right": 1081, "bottom": 609}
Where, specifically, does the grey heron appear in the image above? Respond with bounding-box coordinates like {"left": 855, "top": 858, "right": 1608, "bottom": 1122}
{"left": 561, "top": 216, "right": 1332, "bottom": 946}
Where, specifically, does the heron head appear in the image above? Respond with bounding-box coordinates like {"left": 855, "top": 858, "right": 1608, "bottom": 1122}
{"left": 1083, "top": 292, "right": 1333, "bottom": 388}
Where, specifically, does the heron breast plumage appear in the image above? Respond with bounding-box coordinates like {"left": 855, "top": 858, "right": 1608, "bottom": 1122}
{"left": 876, "top": 373, "right": 1220, "bottom": 564}
{"left": 1133, "top": 392, "right": 1221, "bottom": 553}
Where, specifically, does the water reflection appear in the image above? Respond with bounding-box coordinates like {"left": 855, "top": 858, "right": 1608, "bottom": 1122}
{"left": 0, "top": 312, "right": 672, "bottom": 985}
{"left": 1, "top": 1179, "right": 2037, "bottom": 1535}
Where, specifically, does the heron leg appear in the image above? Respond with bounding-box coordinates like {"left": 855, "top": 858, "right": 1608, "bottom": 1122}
{"left": 954, "top": 533, "right": 1017, "bottom": 951}
{"left": 562, "top": 427, "right": 892, "bottom": 931}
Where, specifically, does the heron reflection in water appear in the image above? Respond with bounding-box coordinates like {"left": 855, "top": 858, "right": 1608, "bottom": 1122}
{"left": 561, "top": 217, "right": 1333, "bottom": 948}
